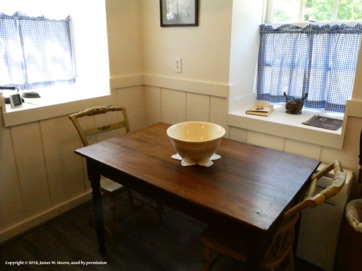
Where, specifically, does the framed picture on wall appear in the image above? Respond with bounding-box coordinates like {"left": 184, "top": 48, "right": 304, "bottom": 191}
{"left": 160, "top": 0, "right": 198, "bottom": 27}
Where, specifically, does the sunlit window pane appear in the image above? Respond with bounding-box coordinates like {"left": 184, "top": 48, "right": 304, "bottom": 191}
{"left": 268, "top": 0, "right": 362, "bottom": 23}
{"left": 269, "top": 0, "right": 301, "bottom": 23}
{"left": 338, "top": 0, "right": 362, "bottom": 20}
{"left": 303, "top": 0, "right": 334, "bottom": 21}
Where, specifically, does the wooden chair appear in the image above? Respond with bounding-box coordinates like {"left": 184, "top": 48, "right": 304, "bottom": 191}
{"left": 69, "top": 105, "right": 162, "bottom": 247}
{"left": 199, "top": 160, "right": 346, "bottom": 271}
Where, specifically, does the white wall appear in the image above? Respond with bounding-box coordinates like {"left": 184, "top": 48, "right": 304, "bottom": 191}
{"left": 141, "top": 0, "right": 232, "bottom": 83}
{"left": 228, "top": 0, "right": 264, "bottom": 111}
{"left": 106, "top": 0, "right": 143, "bottom": 78}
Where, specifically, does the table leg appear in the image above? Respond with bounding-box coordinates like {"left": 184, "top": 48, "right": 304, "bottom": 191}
{"left": 244, "top": 229, "right": 268, "bottom": 271}
{"left": 87, "top": 159, "right": 106, "bottom": 253}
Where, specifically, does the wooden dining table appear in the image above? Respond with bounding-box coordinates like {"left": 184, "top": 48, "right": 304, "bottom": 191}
{"left": 75, "top": 122, "right": 320, "bottom": 270}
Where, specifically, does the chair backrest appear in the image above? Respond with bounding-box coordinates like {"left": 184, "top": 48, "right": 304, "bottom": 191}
{"left": 69, "top": 105, "right": 130, "bottom": 147}
{"left": 262, "top": 160, "right": 346, "bottom": 269}
{"left": 285, "top": 160, "right": 346, "bottom": 217}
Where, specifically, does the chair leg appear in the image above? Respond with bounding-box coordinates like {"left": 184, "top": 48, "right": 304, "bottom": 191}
{"left": 202, "top": 246, "right": 211, "bottom": 271}
{"left": 108, "top": 192, "right": 117, "bottom": 250}
{"left": 278, "top": 250, "right": 295, "bottom": 271}
{"left": 287, "top": 250, "right": 295, "bottom": 271}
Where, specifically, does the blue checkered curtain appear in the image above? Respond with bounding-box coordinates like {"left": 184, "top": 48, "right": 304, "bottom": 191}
{"left": 0, "top": 12, "right": 75, "bottom": 90}
{"left": 257, "top": 24, "right": 362, "bottom": 112}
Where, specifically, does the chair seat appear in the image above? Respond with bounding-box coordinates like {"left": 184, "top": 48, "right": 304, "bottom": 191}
{"left": 100, "top": 176, "right": 124, "bottom": 193}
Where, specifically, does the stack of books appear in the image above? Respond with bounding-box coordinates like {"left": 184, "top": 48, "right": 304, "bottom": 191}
{"left": 245, "top": 103, "right": 274, "bottom": 117}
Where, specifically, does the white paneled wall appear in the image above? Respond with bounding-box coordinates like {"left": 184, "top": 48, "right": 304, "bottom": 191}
{"left": 229, "top": 122, "right": 359, "bottom": 171}
{"left": 41, "top": 117, "right": 87, "bottom": 204}
{"left": 145, "top": 86, "right": 161, "bottom": 126}
{"left": 11, "top": 122, "right": 51, "bottom": 216}
{"left": 1, "top": 80, "right": 361, "bottom": 243}
{"left": 146, "top": 87, "right": 228, "bottom": 130}
{"left": 284, "top": 139, "right": 322, "bottom": 161}
{"left": 114, "top": 86, "right": 148, "bottom": 131}
{"left": 0, "top": 92, "right": 129, "bottom": 242}
{"left": 186, "top": 93, "right": 210, "bottom": 122}
{"left": 0, "top": 116, "right": 24, "bottom": 230}
{"left": 0, "top": 79, "right": 229, "bottom": 242}
{"left": 246, "top": 130, "right": 284, "bottom": 152}
{"left": 210, "top": 96, "right": 228, "bottom": 127}
{"left": 228, "top": 119, "right": 360, "bottom": 195}
{"left": 0, "top": 113, "right": 90, "bottom": 242}
{"left": 161, "top": 89, "right": 187, "bottom": 124}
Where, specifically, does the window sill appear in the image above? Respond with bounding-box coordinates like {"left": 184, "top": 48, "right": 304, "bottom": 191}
{"left": 1, "top": 85, "right": 112, "bottom": 127}
{"left": 228, "top": 104, "right": 345, "bottom": 149}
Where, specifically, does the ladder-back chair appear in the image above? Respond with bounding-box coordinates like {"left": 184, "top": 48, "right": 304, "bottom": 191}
{"left": 199, "top": 160, "right": 346, "bottom": 271}
{"left": 69, "top": 106, "right": 133, "bottom": 246}
{"left": 70, "top": 105, "right": 163, "bottom": 248}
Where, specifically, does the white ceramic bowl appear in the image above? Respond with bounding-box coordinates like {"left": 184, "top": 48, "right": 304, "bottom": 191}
{"left": 167, "top": 121, "right": 226, "bottom": 163}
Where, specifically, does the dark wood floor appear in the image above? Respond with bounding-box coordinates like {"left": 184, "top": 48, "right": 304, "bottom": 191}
{"left": 0, "top": 195, "right": 324, "bottom": 271}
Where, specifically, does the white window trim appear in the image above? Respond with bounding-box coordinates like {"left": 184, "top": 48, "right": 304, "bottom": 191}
{"left": 0, "top": 84, "right": 112, "bottom": 127}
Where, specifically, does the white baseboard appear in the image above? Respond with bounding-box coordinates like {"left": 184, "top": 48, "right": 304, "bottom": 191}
{"left": 0, "top": 191, "right": 92, "bottom": 243}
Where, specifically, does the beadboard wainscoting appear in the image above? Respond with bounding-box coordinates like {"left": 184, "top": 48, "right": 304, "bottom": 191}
{"left": 1, "top": 74, "right": 362, "bottom": 244}
{"left": 0, "top": 75, "right": 229, "bottom": 243}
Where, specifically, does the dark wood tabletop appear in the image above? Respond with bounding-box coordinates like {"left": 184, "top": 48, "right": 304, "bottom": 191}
{"left": 75, "top": 122, "right": 320, "bottom": 269}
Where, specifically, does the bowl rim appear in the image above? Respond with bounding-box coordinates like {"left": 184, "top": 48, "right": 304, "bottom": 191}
{"left": 166, "top": 121, "right": 226, "bottom": 142}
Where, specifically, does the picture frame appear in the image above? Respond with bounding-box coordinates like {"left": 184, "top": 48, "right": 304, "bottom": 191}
{"left": 160, "top": 0, "right": 198, "bottom": 27}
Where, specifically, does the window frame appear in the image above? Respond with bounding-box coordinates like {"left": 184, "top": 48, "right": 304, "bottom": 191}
{"left": 227, "top": 1, "right": 351, "bottom": 150}
{"left": 256, "top": 23, "right": 362, "bottom": 113}
{"left": 0, "top": 0, "right": 111, "bottom": 127}
{"left": 259, "top": 1, "right": 362, "bottom": 114}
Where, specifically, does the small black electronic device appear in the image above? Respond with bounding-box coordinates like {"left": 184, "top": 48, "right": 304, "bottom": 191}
{"left": 9, "top": 93, "right": 23, "bottom": 108}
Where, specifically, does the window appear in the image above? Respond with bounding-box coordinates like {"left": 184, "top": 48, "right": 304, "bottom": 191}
{"left": 267, "top": 0, "right": 362, "bottom": 23}
{"left": 258, "top": 0, "right": 362, "bottom": 113}
{"left": 0, "top": 0, "right": 111, "bottom": 128}
{"left": 0, "top": 12, "right": 75, "bottom": 90}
